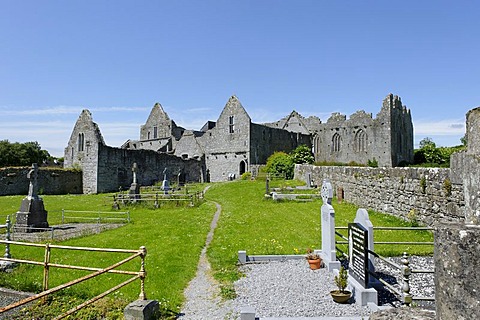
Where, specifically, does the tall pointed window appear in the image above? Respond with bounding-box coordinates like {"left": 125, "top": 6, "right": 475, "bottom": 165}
{"left": 229, "top": 116, "right": 235, "bottom": 133}
{"left": 354, "top": 129, "right": 367, "bottom": 152}
{"left": 153, "top": 126, "right": 158, "bottom": 139}
{"left": 332, "top": 133, "right": 341, "bottom": 152}
{"left": 78, "top": 133, "right": 85, "bottom": 152}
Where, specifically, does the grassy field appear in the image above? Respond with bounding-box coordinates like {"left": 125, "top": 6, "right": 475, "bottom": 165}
{"left": 0, "top": 180, "right": 433, "bottom": 318}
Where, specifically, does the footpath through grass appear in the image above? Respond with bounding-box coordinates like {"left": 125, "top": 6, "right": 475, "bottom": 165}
{"left": 0, "top": 180, "right": 433, "bottom": 318}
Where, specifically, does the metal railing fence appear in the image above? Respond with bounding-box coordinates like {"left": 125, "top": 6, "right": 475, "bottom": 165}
{"left": 334, "top": 225, "right": 435, "bottom": 305}
{"left": 0, "top": 240, "right": 146, "bottom": 319}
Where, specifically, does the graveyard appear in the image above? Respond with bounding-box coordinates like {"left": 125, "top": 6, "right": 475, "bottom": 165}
{"left": 0, "top": 178, "right": 435, "bottom": 318}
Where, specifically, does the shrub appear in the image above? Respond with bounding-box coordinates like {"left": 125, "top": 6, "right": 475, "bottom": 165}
{"left": 265, "top": 152, "right": 294, "bottom": 179}
{"left": 241, "top": 172, "right": 252, "bottom": 180}
{"left": 290, "top": 145, "right": 314, "bottom": 164}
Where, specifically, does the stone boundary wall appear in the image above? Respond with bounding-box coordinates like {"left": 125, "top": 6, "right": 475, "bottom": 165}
{"left": 0, "top": 167, "right": 83, "bottom": 196}
{"left": 295, "top": 164, "right": 464, "bottom": 225}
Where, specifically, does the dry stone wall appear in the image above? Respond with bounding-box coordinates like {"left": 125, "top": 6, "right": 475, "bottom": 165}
{"left": 0, "top": 167, "right": 82, "bottom": 196}
{"left": 295, "top": 164, "right": 464, "bottom": 224}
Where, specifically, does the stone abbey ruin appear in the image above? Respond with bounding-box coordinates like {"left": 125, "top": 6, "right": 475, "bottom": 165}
{"left": 63, "top": 93, "right": 413, "bottom": 194}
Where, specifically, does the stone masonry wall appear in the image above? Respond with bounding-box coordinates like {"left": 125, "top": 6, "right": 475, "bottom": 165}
{"left": 295, "top": 164, "right": 464, "bottom": 225}
{"left": 96, "top": 145, "right": 204, "bottom": 193}
{"left": 434, "top": 222, "right": 480, "bottom": 319}
{"left": 0, "top": 167, "right": 82, "bottom": 196}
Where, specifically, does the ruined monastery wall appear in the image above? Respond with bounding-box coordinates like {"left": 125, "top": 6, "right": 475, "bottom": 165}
{"left": 96, "top": 145, "right": 204, "bottom": 193}
{"left": 0, "top": 167, "right": 82, "bottom": 196}
{"left": 295, "top": 164, "right": 464, "bottom": 224}
{"left": 250, "top": 124, "right": 311, "bottom": 165}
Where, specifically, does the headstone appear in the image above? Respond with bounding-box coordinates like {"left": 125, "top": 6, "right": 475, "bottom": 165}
{"left": 320, "top": 179, "right": 340, "bottom": 271}
{"left": 337, "top": 186, "right": 344, "bottom": 203}
{"left": 14, "top": 164, "right": 49, "bottom": 233}
{"left": 129, "top": 163, "right": 141, "bottom": 201}
{"left": 161, "top": 167, "right": 170, "bottom": 193}
{"left": 353, "top": 208, "right": 376, "bottom": 285}
{"left": 177, "top": 170, "right": 186, "bottom": 187}
{"left": 348, "top": 222, "right": 369, "bottom": 287}
{"left": 306, "top": 172, "right": 311, "bottom": 188}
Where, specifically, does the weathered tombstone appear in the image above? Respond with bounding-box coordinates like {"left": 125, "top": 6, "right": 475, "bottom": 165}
{"left": 129, "top": 163, "right": 141, "bottom": 201}
{"left": 336, "top": 186, "right": 344, "bottom": 203}
{"left": 14, "top": 164, "right": 49, "bottom": 232}
{"left": 161, "top": 167, "right": 170, "bottom": 194}
{"left": 177, "top": 170, "right": 186, "bottom": 187}
{"left": 306, "top": 172, "right": 311, "bottom": 188}
{"left": 265, "top": 178, "right": 270, "bottom": 195}
{"left": 320, "top": 179, "right": 341, "bottom": 271}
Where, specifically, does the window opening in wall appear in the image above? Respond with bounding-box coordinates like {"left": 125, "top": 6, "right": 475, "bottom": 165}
{"left": 153, "top": 126, "right": 158, "bottom": 139}
{"left": 332, "top": 133, "right": 341, "bottom": 152}
{"left": 354, "top": 129, "right": 367, "bottom": 152}
{"left": 229, "top": 116, "right": 234, "bottom": 133}
{"left": 78, "top": 133, "right": 85, "bottom": 152}
{"left": 148, "top": 132, "right": 150, "bottom": 140}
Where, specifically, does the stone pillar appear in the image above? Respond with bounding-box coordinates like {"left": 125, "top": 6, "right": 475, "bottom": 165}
{"left": 434, "top": 107, "right": 480, "bottom": 319}
{"left": 320, "top": 179, "right": 340, "bottom": 271}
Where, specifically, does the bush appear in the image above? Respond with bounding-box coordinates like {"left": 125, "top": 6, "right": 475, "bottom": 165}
{"left": 265, "top": 152, "right": 294, "bottom": 179}
{"left": 241, "top": 172, "right": 252, "bottom": 180}
{"left": 290, "top": 145, "right": 314, "bottom": 164}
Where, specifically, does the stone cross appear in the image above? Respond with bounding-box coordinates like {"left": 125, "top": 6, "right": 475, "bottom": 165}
{"left": 320, "top": 179, "right": 340, "bottom": 271}
{"left": 27, "top": 163, "right": 39, "bottom": 199}
{"left": 132, "top": 163, "right": 138, "bottom": 184}
{"left": 163, "top": 167, "right": 168, "bottom": 181}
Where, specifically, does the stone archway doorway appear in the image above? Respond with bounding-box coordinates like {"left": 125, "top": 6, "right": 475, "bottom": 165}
{"left": 239, "top": 160, "right": 247, "bottom": 176}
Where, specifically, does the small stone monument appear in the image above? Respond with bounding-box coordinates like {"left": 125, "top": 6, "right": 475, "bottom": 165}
{"left": 129, "top": 163, "right": 141, "bottom": 201}
{"left": 15, "top": 163, "right": 49, "bottom": 233}
{"left": 305, "top": 172, "right": 311, "bottom": 188}
{"left": 161, "top": 167, "right": 170, "bottom": 194}
{"left": 320, "top": 179, "right": 341, "bottom": 271}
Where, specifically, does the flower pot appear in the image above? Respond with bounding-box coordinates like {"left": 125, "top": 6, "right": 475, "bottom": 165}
{"left": 330, "top": 290, "right": 352, "bottom": 303}
{"left": 308, "top": 258, "right": 322, "bottom": 270}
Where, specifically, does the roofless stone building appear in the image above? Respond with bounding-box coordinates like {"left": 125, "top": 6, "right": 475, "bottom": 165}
{"left": 64, "top": 94, "right": 413, "bottom": 193}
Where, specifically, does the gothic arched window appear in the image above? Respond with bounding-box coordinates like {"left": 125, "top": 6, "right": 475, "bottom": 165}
{"left": 332, "top": 133, "right": 341, "bottom": 152}
{"left": 78, "top": 133, "right": 85, "bottom": 152}
{"left": 354, "top": 129, "right": 367, "bottom": 152}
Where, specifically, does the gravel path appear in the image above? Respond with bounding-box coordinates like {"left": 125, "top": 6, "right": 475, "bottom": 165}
{"left": 178, "top": 190, "right": 235, "bottom": 320}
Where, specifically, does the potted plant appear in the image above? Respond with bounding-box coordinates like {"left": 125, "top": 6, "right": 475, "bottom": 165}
{"left": 330, "top": 266, "right": 352, "bottom": 303}
{"left": 305, "top": 248, "right": 322, "bottom": 270}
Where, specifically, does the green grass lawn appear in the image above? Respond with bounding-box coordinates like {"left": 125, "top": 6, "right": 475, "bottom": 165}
{"left": 0, "top": 180, "right": 433, "bottom": 318}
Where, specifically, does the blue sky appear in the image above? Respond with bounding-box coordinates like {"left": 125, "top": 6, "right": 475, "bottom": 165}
{"left": 1, "top": 1, "right": 478, "bottom": 157}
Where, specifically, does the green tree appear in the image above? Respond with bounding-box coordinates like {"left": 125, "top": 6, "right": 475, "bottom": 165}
{"left": 265, "top": 151, "right": 294, "bottom": 179}
{"left": 0, "top": 140, "right": 50, "bottom": 167}
{"left": 460, "top": 134, "right": 467, "bottom": 147}
{"left": 290, "top": 145, "right": 314, "bottom": 164}
{"left": 414, "top": 137, "right": 465, "bottom": 167}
